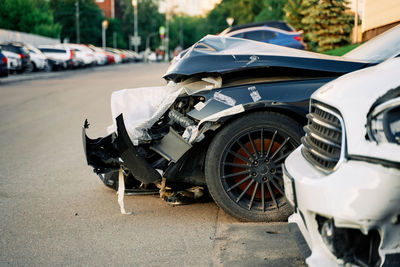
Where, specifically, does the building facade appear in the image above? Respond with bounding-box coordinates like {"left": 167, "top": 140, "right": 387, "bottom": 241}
{"left": 95, "top": 0, "right": 115, "bottom": 18}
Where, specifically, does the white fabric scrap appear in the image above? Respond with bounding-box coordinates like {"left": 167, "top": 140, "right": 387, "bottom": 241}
{"left": 213, "top": 91, "right": 236, "bottom": 106}
{"left": 107, "top": 83, "right": 183, "bottom": 143}
{"left": 117, "top": 167, "right": 132, "bottom": 215}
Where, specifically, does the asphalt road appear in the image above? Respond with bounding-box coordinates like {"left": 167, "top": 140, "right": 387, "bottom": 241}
{"left": 0, "top": 63, "right": 305, "bottom": 266}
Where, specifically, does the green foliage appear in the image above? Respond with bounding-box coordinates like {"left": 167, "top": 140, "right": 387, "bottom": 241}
{"left": 322, "top": 43, "right": 360, "bottom": 56}
{"left": 169, "top": 15, "right": 208, "bottom": 50}
{"left": 50, "top": 0, "right": 104, "bottom": 45}
{"left": 254, "top": 0, "right": 288, "bottom": 22}
{"left": 117, "top": 0, "right": 165, "bottom": 50}
{"left": 106, "top": 18, "right": 127, "bottom": 48}
{"left": 136, "top": 0, "right": 165, "bottom": 50}
{"left": 0, "top": 0, "right": 61, "bottom": 38}
{"left": 205, "top": 0, "right": 265, "bottom": 34}
{"left": 283, "top": 0, "right": 303, "bottom": 30}
{"left": 285, "top": 0, "right": 354, "bottom": 51}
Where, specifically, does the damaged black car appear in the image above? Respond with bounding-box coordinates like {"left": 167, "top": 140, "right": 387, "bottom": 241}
{"left": 83, "top": 26, "right": 400, "bottom": 222}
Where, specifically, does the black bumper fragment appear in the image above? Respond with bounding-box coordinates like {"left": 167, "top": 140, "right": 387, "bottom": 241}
{"left": 82, "top": 115, "right": 161, "bottom": 184}
{"left": 115, "top": 114, "right": 161, "bottom": 184}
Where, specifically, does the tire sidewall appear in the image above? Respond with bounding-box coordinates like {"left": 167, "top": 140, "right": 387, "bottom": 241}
{"left": 205, "top": 111, "right": 303, "bottom": 222}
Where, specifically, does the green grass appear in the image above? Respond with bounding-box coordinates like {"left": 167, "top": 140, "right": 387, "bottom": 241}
{"left": 322, "top": 43, "right": 361, "bottom": 56}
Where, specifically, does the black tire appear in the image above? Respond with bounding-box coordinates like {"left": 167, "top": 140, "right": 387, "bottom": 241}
{"left": 44, "top": 62, "right": 52, "bottom": 72}
{"left": 25, "top": 62, "right": 35, "bottom": 73}
{"left": 205, "top": 111, "right": 303, "bottom": 222}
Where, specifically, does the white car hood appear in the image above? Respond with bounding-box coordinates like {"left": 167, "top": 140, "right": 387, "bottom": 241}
{"left": 311, "top": 58, "right": 400, "bottom": 163}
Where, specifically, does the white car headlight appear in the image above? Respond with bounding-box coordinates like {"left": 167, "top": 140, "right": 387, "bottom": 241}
{"left": 367, "top": 94, "right": 400, "bottom": 145}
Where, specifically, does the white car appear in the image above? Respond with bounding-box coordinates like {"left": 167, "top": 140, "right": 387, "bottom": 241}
{"left": 63, "top": 44, "right": 96, "bottom": 67}
{"left": 25, "top": 44, "right": 47, "bottom": 72}
{"left": 2, "top": 50, "right": 21, "bottom": 71}
{"left": 86, "top": 45, "right": 107, "bottom": 65}
{"left": 283, "top": 58, "right": 400, "bottom": 267}
{"left": 105, "top": 48, "right": 122, "bottom": 64}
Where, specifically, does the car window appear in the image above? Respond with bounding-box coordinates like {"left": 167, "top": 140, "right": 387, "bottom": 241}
{"left": 243, "top": 31, "right": 277, "bottom": 41}
{"left": 231, "top": 33, "right": 244, "bottom": 38}
{"left": 263, "top": 31, "right": 277, "bottom": 40}
{"left": 21, "top": 46, "right": 30, "bottom": 54}
{"left": 244, "top": 31, "right": 264, "bottom": 41}
{"left": 39, "top": 48, "right": 66, "bottom": 53}
{"left": 1, "top": 45, "right": 18, "bottom": 53}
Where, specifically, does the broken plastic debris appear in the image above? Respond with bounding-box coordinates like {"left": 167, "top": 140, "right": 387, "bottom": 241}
{"left": 181, "top": 76, "right": 222, "bottom": 95}
{"left": 188, "top": 105, "right": 245, "bottom": 143}
{"left": 117, "top": 167, "right": 132, "bottom": 215}
{"left": 213, "top": 91, "right": 236, "bottom": 106}
{"left": 248, "top": 86, "right": 261, "bottom": 102}
{"left": 182, "top": 125, "right": 197, "bottom": 141}
{"left": 194, "top": 101, "right": 206, "bottom": 111}
{"left": 202, "top": 77, "right": 222, "bottom": 88}
{"left": 163, "top": 186, "right": 205, "bottom": 205}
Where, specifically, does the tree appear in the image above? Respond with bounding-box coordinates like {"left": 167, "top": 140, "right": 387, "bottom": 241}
{"left": 169, "top": 15, "right": 208, "bottom": 50}
{"left": 254, "top": 0, "right": 288, "bottom": 22}
{"left": 117, "top": 0, "right": 165, "bottom": 50}
{"left": 300, "top": 0, "right": 353, "bottom": 51}
{"left": 50, "top": 0, "right": 104, "bottom": 44}
{"left": 205, "top": 0, "right": 264, "bottom": 34}
{"left": 0, "top": 0, "right": 61, "bottom": 38}
{"left": 283, "top": 0, "right": 303, "bottom": 30}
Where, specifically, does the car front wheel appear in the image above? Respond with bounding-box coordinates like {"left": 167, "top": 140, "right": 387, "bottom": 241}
{"left": 205, "top": 111, "right": 303, "bottom": 222}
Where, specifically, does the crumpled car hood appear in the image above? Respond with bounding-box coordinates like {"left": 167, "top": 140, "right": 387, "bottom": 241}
{"left": 164, "top": 35, "right": 368, "bottom": 81}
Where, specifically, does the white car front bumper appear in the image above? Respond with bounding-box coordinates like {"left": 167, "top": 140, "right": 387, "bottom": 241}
{"left": 283, "top": 146, "right": 400, "bottom": 267}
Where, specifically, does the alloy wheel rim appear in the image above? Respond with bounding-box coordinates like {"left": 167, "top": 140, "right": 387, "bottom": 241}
{"left": 220, "top": 127, "right": 297, "bottom": 212}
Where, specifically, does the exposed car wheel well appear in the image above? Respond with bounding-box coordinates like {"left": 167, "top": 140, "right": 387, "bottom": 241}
{"left": 212, "top": 106, "right": 307, "bottom": 133}
{"left": 177, "top": 107, "right": 306, "bottom": 195}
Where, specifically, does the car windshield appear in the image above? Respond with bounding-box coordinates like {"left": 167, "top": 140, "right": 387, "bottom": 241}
{"left": 343, "top": 25, "right": 400, "bottom": 63}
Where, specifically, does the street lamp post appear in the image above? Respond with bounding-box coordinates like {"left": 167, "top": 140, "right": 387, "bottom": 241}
{"left": 75, "top": 1, "right": 80, "bottom": 43}
{"left": 132, "top": 0, "right": 139, "bottom": 52}
{"left": 226, "top": 17, "right": 234, "bottom": 27}
{"left": 102, "top": 20, "right": 108, "bottom": 49}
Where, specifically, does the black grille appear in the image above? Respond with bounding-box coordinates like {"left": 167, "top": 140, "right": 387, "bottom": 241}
{"left": 301, "top": 101, "right": 343, "bottom": 171}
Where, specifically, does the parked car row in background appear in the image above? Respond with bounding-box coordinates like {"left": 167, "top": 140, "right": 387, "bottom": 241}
{"left": 0, "top": 41, "right": 144, "bottom": 77}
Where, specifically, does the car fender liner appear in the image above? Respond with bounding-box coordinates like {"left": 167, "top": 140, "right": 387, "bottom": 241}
{"left": 116, "top": 114, "right": 162, "bottom": 184}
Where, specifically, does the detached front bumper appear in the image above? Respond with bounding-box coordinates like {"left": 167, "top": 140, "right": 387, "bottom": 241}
{"left": 82, "top": 114, "right": 162, "bottom": 184}
{"left": 283, "top": 146, "right": 400, "bottom": 267}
